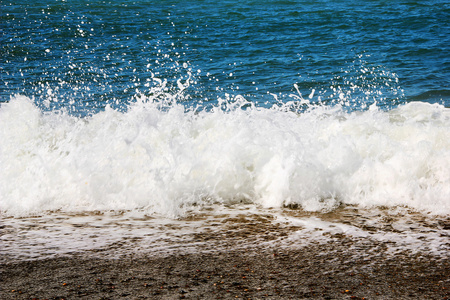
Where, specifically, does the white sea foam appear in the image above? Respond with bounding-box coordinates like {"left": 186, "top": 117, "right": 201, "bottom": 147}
{"left": 1, "top": 95, "right": 449, "bottom": 217}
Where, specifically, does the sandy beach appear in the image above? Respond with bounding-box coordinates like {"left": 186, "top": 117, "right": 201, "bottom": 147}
{"left": 1, "top": 209, "right": 449, "bottom": 299}
{"left": 1, "top": 240, "right": 449, "bottom": 300}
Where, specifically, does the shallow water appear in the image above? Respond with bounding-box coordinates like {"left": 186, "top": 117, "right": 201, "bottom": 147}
{"left": 1, "top": 205, "right": 449, "bottom": 262}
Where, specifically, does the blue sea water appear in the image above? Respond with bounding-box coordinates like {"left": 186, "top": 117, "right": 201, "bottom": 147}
{"left": 2, "top": 0, "right": 449, "bottom": 111}
{"left": 1, "top": 0, "right": 449, "bottom": 217}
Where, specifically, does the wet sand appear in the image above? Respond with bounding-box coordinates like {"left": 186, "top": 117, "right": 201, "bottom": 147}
{"left": 1, "top": 241, "right": 449, "bottom": 299}
{"left": 1, "top": 208, "right": 449, "bottom": 299}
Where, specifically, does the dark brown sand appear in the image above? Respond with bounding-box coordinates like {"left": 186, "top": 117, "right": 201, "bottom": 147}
{"left": 1, "top": 244, "right": 449, "bottom": 300}
{"left": 1, "top": 230, "right": 449, "bottom": 299}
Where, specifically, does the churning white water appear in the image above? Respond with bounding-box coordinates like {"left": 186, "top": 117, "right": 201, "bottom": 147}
{"left": 1, "top": 95, "right": 449, "bottom": 217}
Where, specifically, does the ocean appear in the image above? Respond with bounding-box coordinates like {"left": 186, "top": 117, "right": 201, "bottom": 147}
{"left": 1, "top": 0, "right": 449, "bottom": 261}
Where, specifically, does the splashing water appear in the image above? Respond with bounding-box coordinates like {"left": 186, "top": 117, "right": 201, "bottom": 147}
{"left": 1, "top": 90, "right": 449, "bottom": 217}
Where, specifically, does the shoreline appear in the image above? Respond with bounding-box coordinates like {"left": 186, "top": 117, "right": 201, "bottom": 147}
{"left": 2, "top": 208, "right": 449, "bottom": 299}
{"left": 1, "top": 237, "right": 449, "bottom": 299}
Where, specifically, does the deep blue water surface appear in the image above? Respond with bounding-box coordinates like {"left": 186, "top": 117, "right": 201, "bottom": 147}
{"left": 2, "top": 0, "right": 449, "bottom": 113}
